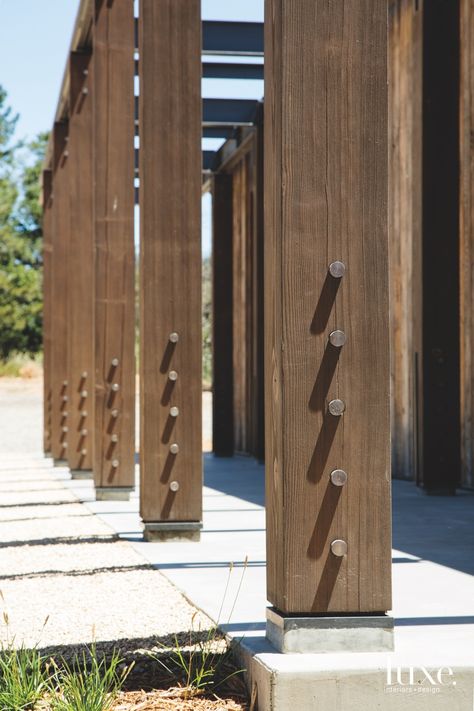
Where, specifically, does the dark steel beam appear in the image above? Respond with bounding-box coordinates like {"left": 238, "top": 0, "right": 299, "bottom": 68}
{"left": 203, "top": 98, "right": 260, "bottom": 125}
{"left": 202, "top": 62, "right": 264, "bottom": 80}
{"left": 202, "top": 21, "right": 264, "bottom": 55}
{"left": 203, "top": 126, "right": 235, "bottom": 139}
{"left": 202, "top": 150, "right": 217, "bottom": 171}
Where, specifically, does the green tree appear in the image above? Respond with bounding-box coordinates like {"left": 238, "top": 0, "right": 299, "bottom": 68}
{"left": 0, "top": 86, "right": 46, "bottom": 359}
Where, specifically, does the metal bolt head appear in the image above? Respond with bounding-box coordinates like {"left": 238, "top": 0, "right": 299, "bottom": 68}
{"left": 169, "top": 481, "right": 180, "bottom": 492}
{"left": 329, "top": 330, "right": 346, "bottom": 348}
{"left": 63, "top": 380, "right": 68, "bottom": 387}
{"left": 111, "top": 409, "right": 119, "bottom": 418}
{"left": 81, "top": 429, "right": 88, "bottom": 436}
{"left": 170, "top": 443, "right": 179, "bottom": 455}
{"left": 62, "top": 395, "right": 69, "bottom": 402}
{"left": 64, "top": 149, "right": 69, "bottom": 158}
{"left": 62, "top": 426, "right": 68, "bottom": 433}
{"left": 168, "top": 371, "right": 178, "bottom": 382}
{"left": 81, "top": 371, "right": 88, "bottom": 379}
{"left": 111, "top": 383, "right": 120, "bottom": 392}
{"left": 81, "top": 410, "right": 88, "bottom": 418}
{"left": 111, "top": 459, "right": 119, "bottom": 468}
{"left": 170, "top": 406, "right": 179, "bottom": 418}
{"left": 82, "top": 87, "right": 89, "bottom": 95}
{"left": 111, "top": 358, "right": 119, "bottom": 367}
{"left": 62, "top": 442, "right": 68, "bottom": 449}
{"left": 329, "top": 261, "right": 346, "bottom": 278}
{"left": 331, "top": 539, "right": 348, "bottom": 557}
{"left": 111, "top": 434, "right": 118, "bottom": 443}
{"left": 328, "top": 399, "right": 346, "bottom": 416}
{"left": 81, "top": 448, "right": 87, "bottom": 456}
{"left": 83, "top": 69, "right": 89, "bottom": 77}
{"left": 330, "top": 469, "right": 348, "bottom": 487}
{"left": 169, "top": 332, "right": 179, "bottom": 344}
{"left": 81, "top": 390, "right": 88, "bottom": 398}
{"left": 63, "top": 411, "right": 68, "bottom": 418}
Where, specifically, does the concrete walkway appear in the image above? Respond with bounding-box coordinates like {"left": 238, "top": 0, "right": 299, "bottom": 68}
{"left": 1, "top": 378, "right": 474, "bottom": 709}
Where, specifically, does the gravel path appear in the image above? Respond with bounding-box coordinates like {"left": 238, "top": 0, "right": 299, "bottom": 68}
{"left": 0, "top": 379, "right": 212, "bottom": 651}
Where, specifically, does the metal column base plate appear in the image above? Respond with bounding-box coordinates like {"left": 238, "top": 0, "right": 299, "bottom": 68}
{"left": 266, "top": 607, "right": 394, "bottom": 654}
{"left": 95, "top": 487, "right": 133, "bottom": 501}
{"left": 70, "top": 469, "right": 93, "bottom": 480}
{"left": 143, "top": 521, "right": 202, "bottom": 542}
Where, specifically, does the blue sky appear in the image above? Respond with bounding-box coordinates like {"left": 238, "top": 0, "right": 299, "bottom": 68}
{"left": 0, "top": 0, "right": 264, "bottom": 256}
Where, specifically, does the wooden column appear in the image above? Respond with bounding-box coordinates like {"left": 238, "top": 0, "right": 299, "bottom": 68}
{"left": 264, "top": 0, "right": 391, "bottom": 618}
{"left": 460, "top": 0, "right": 474, "bottom": 489}
{"left": 421, "top": 0, "right": 460, "bottom": 493}
{"left": 42, "top": 170, "right": 53, "bottom": 456}
{"left": 51, "top": 121, "right": 70, "bottom": 463}
{"left": 139, "top": 0, "right": 202, "bottom": 539}
{"left": 93, "top": 0, "right": 136, "bottom": 499}
{"left": 212, "top": 174, "right": 234, "bottom": 456}
{"left": 67, "top": 51, "right": 95, "bottom": 475}
{"left": 388, "top": 0, "right": 423, "bottom": 481}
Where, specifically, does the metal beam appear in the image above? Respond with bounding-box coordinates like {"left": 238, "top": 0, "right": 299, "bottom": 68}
{"left": 202, "top": 61, "right": 264, "bottom": 80}
{"left": 202, "top": 21, "right": 264, "bottom": 55}
{"left": 202, "top": 150, "right": 217, "bottom": 171}
{"left": 203, "top": 98, "right": 260, "bottom": 125}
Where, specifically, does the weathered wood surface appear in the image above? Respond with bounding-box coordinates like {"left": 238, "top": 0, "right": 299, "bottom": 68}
{"left": 388, "top": 0, "right": 423, "bottom": 482}
{"left": 461, "top": 0, "right": 474, "bottom": 489}
{"left": 264, "top": 0, "right": 391, "bottom": 613}
{"left": 67, "top": 51, "right": 94, "bottom": 472}
{"left": 421, "top": 0, "right": 460, "bottom": 493}
{"left": 232, "top": 156, "right": 249, "bottom": 454}
{"left": 230, "top": 134, "right": 265, "bottom": 459}
{"left": 139, "top": 0, "right": 202, "bottom": 523}
{"left": 42, "top": 170, "right": 53, "bottom": 455}
{"left": 93, "top": 0, "right": 135, "bottom": 490}
{"left": 212, "top": 173, "right": 234, "bottom": 456}
{"left": 50, "top": 122, "right": 70, "bottom": 462}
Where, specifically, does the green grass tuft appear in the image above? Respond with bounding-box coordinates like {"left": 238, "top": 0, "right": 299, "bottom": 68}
{"left": 0, "top": 645, "right": 49, "bottom": 710}
{"left": 48, "top": 645, "right": 130, "bottom": 711}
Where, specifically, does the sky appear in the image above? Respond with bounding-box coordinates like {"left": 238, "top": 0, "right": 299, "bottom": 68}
{"left": 0, "top": 0, "right": 264, "bottom": 256}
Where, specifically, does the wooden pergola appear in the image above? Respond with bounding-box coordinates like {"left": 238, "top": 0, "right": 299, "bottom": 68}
{"left": 42, "top": 0, "right": 472, "bottom": 652}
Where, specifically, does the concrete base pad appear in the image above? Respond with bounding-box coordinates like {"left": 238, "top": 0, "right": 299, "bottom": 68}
{"left": 53, "top": 459, "right": 68, "bottom": 467}
{"left": 95, "top": 487, "right": 133, "bottom": 501}
{"left": 70, "top": 469, "right": 93, "bottom": 480}
{"left": 143, "top": 521, "right": 202, "bottom": 542}
{"left": 236, "top": 636, "right": 473, "bottom": 711}
{"left": 266, "top": 607, "right": 394, "bottom": 653}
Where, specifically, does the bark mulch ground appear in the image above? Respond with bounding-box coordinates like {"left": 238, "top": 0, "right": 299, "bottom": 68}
{"left": 113, "top": 687, "right": 249, "bottom": 710}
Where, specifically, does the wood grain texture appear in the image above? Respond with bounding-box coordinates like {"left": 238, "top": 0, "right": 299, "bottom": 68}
{"left": 264, "top": 0, "right": 391, "bottom": 613}
{"left": 421, "top": 0, "right": 460, "bottom": 493}
{"left": 93, "top": 0, "right": 135, "bottom": 489}
{"left": 212, "top": 173, "right": 234, "bottom": 456}
{"left": 228, "top": 134, "right": 265, "bottom": 459}
{"left": 51, "top": 122, "right": 70, "bottom": 462}
{"left": 42, "top": 170, "right": 53, "bottom": 454}
{"left": 139, "top": 0, "right": 202, "bottom": 523}
{"left": 67, "top": 52, "right": 95, "bottom": 472}
{"left": 388, "top": 0, "right": 423, "bottom": 482}
{"left": 460, "top": 0, "right": 474, "bottom": 489}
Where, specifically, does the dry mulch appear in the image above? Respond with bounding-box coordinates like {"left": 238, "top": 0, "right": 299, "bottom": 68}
{"left": 112, "top": 687, "right": 248, "bottom": 710}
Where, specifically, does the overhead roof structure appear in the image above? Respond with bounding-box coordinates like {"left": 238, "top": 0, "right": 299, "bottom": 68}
{"left": 43, "top": 0, "right": 264, "bottom": 181}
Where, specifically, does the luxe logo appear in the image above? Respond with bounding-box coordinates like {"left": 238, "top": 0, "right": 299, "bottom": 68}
{"left": 385, "top": 661, "right": 456, "bottom": 695}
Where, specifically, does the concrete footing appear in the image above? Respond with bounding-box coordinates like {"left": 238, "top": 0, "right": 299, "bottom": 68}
{"left": 143, "top": 521, "right": 202, "bottom": 542}
{"left": 236, "top": 635, "right": 472, "bottom": 711}
{"left": 70, "top": 469, "right": 93, "bottom": 480}
{"left": 266, "top": 607, "right": 394, "bottom": 654}
{"left": 95, "top": 487, "right": 133, "bottom": 501}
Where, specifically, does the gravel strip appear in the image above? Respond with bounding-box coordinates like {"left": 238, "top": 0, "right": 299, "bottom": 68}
{"left": 0, "top": 456, "right": 212, "bottom": 651}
